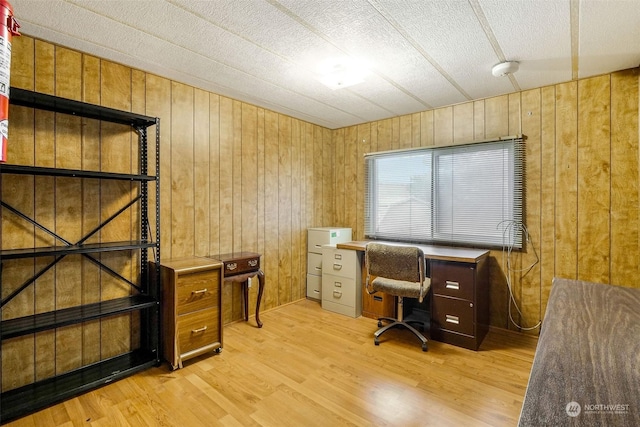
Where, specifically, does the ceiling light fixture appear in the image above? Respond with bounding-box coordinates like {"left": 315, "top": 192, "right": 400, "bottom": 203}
{"left": 492, "top": 61, "right": 519, "bottom": 77}
{"left": 317, "top": 57, "right": 369, "bottom": 90}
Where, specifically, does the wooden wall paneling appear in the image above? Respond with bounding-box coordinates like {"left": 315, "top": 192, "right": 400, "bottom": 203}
{"left": 263, "top": 110, "right": 279, "bottom": 312}
{"left": 508, "top": 93, "right": 522, "bottom": 135}
{"left": 54, "top": 47, "right": 84, "bottom": 375}
{"left": 2, "top": 79, "right": 36, "bottom": 390}
{"left": 577, "top": 75, "right": 611, "bottom": 284}
{"left": 485, "top": 95, "right": 509, "bottom": 139}
{"left": 519, "top": 89, "right": 542, "bottom": 333}
{"left": 473, "top": 100, "right": 485, "bottom": 140}
{"left": 194, "top": 89, "right": 211, "bottom": 257}
{"left": 256, "top": 108, "right": 266, "bottom": 291}
{"left": 433, "top": 106, "right": 453, "bottom": 145}
{"left": 208, "top": 94, "right": 221, "bottom": 257}
{"left": 334, "top": 128, "right": 345, "bottom": 226}
{"left": 312, "top": 126, "right": 323, "bottom": 225}
{"left": 278, "top": 115, "right": 292, "bottom": 305}
{"left": 539, "top": 86, "right": 557, "bottom": 314}
{"left": 399, "top": 115, "right": 412, "bottom": 149}
{"left": 453, "top": 102, "right": 474, "bottom": 143}
{"left": 377, "top": 119, "right": 392, "bottom": 152}
{"left": 420, "top": 110, "right": 434, "bottom": 147}
{"left": 31, "top": 39, "right": 55, "bottom": 383}
{"left": 610, "top": 70, "right": 639, "bottom": 286}
{"left": 554, "top": 81, "right": 578, "bottom": 280}
{"left": 81, "top": 54, "right": 102, "bottom": 366}
{"left": 322, "top": 127, "right": 333, "bottom": 226}
{"left": 391, "top": 116, "right": 401, "bottom": 150}
{"left": 242, "top": 103, "right": 260, "bottom": 306}
{"left": 99, "top": 61, "right": 133, "bottom": 359}
{"left": 485, "top": 95, "right": 510, "bottom": 328}
{"left": 10, "top": 36, "right": 34, "bottom": 89}
{"left": 218, "top": 97, "right": 234, "bottom": 258}
{"left": 144, "top": 74, "right": 171, "bottom": 260}
{"left": 290, "top": 119, "right": 302, "bottom": 301}
{"left": 411, "top": 113, "right": 421, "bottom": 148}
{"left": 357, "top": 123, "right": 371, "bottom": 239}
{"left": 232, "top": 100, "right": 242, "bottom": 255}
{"left": 170, "top": 82, "right": 195, "bottom": 259}
{"left": 344, "top": 126, "right": 358, "bottom": 229}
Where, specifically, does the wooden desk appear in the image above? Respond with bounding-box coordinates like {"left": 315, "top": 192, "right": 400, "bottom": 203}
{"left": 209, "top": 252, "right": 265, "bottom": 328}
{"left": 338, "top": 241, "right": 490, "bottom": 350}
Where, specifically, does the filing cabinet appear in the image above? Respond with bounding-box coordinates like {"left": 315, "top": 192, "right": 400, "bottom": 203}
{"left": 429, "top": 257, "right": 489, "bottom": 350}
{"left": 160, "top": 257, "right": 223, "bottom": 369}
{"left": 306, "top": 227, "right": 352, "bottom": 300}
{"left": 321, "top": 245, "right": 362, "bottom": 317}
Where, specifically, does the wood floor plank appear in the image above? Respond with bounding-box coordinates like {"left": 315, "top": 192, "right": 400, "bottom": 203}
{"left": 5, "top": 300, "right": 537, "bottom": 427}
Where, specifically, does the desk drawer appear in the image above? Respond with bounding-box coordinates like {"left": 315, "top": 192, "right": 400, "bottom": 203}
{"left": 222, "top": 256, "right": 260, "bottom": 276}
{"left": 177, "top": 307, "right": 221, "bottom": 355}
{"left": 322, "top": 247, "right": 358, "bottom": 279}
{"left": 431, "top": 260, "right": 475, "bottom": 301}
{"left": 431, "top": 295, "right": 474, "bottom": 336}
{"left": 176, "top": 270, "right": 220, "bottom": 315}
{"left": 322, "top": 273, "right": 357, "bottom": 307}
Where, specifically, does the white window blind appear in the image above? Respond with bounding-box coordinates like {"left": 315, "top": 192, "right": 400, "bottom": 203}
{"left": 364, "top": 137, "right": 524, "bottom": 248}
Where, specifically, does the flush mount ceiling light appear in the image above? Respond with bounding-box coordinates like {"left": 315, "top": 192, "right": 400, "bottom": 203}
{"left": 492, "top": 61, "right": 519, "bottom": 77}
{"left": 317, "top": 57, "right": 369, "bottom": 90}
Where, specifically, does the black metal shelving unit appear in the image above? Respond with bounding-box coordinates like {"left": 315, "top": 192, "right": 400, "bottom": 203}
{"left": 0, "top": 88, "right": 161, "bottom": 423}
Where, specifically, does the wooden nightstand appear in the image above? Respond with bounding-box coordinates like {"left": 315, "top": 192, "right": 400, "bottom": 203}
{"left": 159, "top": 257, "right": 223, "bottom": 370}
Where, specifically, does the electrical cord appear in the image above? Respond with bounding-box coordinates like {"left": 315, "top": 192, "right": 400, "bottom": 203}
{"left": 498, "top": 220, "right": 542, "bottom": 331}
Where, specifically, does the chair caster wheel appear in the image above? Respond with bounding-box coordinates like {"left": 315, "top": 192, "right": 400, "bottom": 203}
{"left": 378, "top": 320, "right": 383, "bottom": 327}
{"left": 374, "top": 339, "right": 380, "bottom": 346}
{"left": 421, "top": 343, "right": 427, "bottom": 352}
{"left": 215, "top": 348, "right": 222, "bottom": 354}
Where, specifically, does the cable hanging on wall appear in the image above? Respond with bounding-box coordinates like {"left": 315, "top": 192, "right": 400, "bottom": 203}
{"left": 498, "top": 220, "right": 542, "bottom": 331}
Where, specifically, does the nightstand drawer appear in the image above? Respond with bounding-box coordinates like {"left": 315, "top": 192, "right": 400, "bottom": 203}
{"left": 431, "top": 260, "right": 475, "bottom": 301}
{"left": 322, "top": 273, "right": 357, "bottom": 307}
{"left": 177, "top": 307, "right": 221, "bottom": 355}
{"left": 176, "top": 270, "right": 219, "bottom": 315}
{"left": 431, "top": 295, "right": 474, "bottom": 336}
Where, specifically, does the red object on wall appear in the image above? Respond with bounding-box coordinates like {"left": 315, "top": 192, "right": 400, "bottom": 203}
{"left": 0, "top": 0, "right": 19, "bottom": 163}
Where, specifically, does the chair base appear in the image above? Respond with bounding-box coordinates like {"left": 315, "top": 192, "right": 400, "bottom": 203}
{"left": 374, "top": 318, "right": 428, "bottom": 352}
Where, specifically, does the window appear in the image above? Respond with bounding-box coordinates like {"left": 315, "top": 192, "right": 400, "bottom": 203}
{"left": 364, "top": 137, "right": 524, "bottom": 248}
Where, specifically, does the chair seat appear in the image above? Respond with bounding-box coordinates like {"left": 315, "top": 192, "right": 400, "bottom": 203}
{"left": 372, "top": 277, "right": 430, "bottom": 301}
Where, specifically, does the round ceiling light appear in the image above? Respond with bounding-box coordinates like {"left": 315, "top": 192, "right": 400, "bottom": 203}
{"left": 492, "top": 61, "right": 519, "bottom": 77}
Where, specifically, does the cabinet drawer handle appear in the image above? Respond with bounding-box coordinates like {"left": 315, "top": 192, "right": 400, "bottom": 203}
{"left": 248, "top": 259, "right": 258, "bottom": 267}
{"left": 334, "top": 254, "right": 342, "bottom": 260}
{"left": 445, "top": 315, "right": 459, "bottom": 325}
{"left": 333, "top": 290, "right": 342, "bottom": 298}
{"left": 445, "top": 281, "right": 460, "bottom": 290}
{"left": 333, "top": 263, "right": 342, "bottom": 270}
{"left": 315, "top": 244, "right": 322, "bottom": 249}
{"left": 191, "top": 288, "right": 208, "bottom": 295}
{"left": 191, "top": 326, "right": 208, "bottom": 334}
{"left": 315, "top": 266, "right": 322, "bottom": 270}
{"left": 334, "top": 281, "right": 342, "bottom": 288}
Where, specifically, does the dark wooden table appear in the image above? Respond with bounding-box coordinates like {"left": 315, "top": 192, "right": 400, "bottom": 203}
{"left": 209, "top": 251, "right": 265, "bottom": 328}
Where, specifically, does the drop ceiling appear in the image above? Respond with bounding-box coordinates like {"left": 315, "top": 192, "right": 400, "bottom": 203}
{"left": 10, "top": 0, "right": 640, "bottom": 129}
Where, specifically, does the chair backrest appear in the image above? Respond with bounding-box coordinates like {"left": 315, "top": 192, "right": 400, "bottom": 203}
{"left": 365, "top": 243, "right": 424, "bottom": 283}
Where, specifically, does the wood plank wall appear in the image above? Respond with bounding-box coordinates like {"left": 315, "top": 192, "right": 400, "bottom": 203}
{"left": 1, "top": 36, "right": 334, "bottom": 391}
{"left": 334, "top": 68, "right": 640, "bottom": 332}
{"left": 1, "top": 33, "right": 639, "bottom": 395}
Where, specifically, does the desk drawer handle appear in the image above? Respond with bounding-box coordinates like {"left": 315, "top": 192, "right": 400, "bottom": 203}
{"left": 445, "top": 281, "right": 460, "bottom": 290}
{"left": 226, "top": 262, "right": 237, "bottom": 271}
{"left": 248, "top": 259, "right": 258, "bottom": 267}
{"left": 445, "top": 315, "right": 459, "bottom": 325}
{"left": 333, "top": 263, "right": 342, "bottom": 270}
{"left": 334, "top": 281, "right": 342, "bottom": 288}
{"left": 333, "top": 290, "right": 342, "bottom": 298}
{"left": 191, "top": 288, "right": 208, "bottom": 295}
{"left": 192, "top": 326, "right": 208, "bottom": 334}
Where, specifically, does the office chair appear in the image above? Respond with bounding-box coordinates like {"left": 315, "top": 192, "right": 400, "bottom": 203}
{"left": 365, "top": 243, "right": 431, "bottom": 351}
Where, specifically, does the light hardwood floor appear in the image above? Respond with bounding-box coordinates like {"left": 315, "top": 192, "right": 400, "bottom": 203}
{"left": 5, "top": 299, "right": 537, "bottom": 427}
